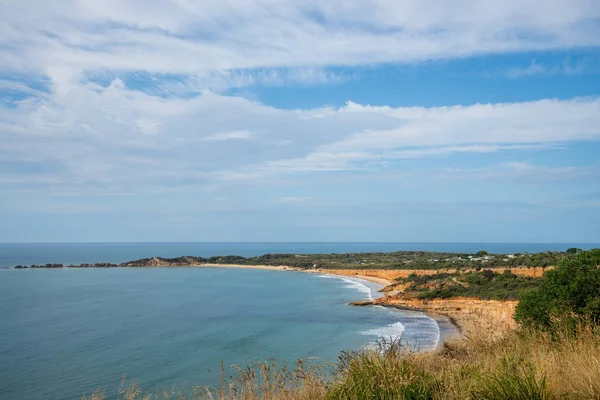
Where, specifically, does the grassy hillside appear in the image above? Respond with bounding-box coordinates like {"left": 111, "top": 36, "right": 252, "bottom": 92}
{"left": 84, "top": 322, "right": 600, "bottom": 400}
{"left": 397, "top": 269, "right": 541, "bottom": 300}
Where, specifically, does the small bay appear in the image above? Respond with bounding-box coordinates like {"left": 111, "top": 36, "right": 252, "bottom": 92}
{"left": 0, "top": 267, "right": 439, "bottom": 400}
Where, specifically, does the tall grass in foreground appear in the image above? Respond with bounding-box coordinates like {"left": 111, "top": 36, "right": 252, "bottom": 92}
{"left": 83, "top": 321, "right": 600, "bottom": 400}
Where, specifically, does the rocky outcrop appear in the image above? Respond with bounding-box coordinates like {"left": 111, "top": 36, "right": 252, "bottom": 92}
{"left": 30, "top": 263, "right": 65, "bottom": 268}
{"left": 23, "top": 262, "right": 118, "bottom": 269}
{"left": 352, "top": 295, "right": 518, "bottom": 336}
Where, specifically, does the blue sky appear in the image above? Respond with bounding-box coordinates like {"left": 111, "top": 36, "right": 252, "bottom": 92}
{"left": 1, "top": 0, "right": 600, "bottom": 243}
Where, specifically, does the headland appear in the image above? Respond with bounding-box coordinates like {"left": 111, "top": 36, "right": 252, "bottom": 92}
{"left": 11, "top": 248, "right": 567, "bottom": 339}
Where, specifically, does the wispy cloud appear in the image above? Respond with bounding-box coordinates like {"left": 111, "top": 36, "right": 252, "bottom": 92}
{"left": 444, "top": 162, "right": 600, "bottom": 181}
{"left": 1, "top": 1, "right": 600, "bottom": 194}
{"left": 506, "top": 59, "right": 546, "bottom": 78}
{"left": 278, "top": 197, "right": 312, "bottom": 203}
{"left": 201, "top": 130, "right": 253, "bottom": 142}
{"left": 2, "top": 0, "right": 600, "bottom": 92}
{"left": 503, "top": 56, "right": 600, "bottom": 78}
{"left": 216, "top": 97, "right": 600, "bottom": 180}
{"left": 1, "top": 79, "right": 599, "bottom": 192}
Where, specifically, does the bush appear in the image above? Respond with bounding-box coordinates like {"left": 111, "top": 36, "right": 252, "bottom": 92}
{"left": 514, "top": 249, "right": 600, "bottom": 328}
{"left": 471, "top": 359, "right": 551, "bottom": 400}
{"left": 412, "top": 270, "right": 539, "bottom": 301}
{"left": 327, "top": 340, "right": 437, "bottom": 400}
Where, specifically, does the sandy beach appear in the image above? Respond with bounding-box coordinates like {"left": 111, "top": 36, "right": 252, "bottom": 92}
{"left": 196, "top": 263, "right": 295, "bottom": 271}
{"left": 135, "top": 262, "right": 517, "bottom": 341}
{"left": 198, "top": 264, "right": 482, "bottom": 342}
{"left": 200, "top": 264, "right": 393, "bottom": 286}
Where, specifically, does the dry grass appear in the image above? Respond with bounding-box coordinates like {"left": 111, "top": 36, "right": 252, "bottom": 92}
{"left": 83, "top": 321, "right": 600, "bottom": 400}
{"left": 82, "top": 359, "right": 329, "bottom": 400}
{"left": 413, "top": 320, "right": 600, "bottom": 399}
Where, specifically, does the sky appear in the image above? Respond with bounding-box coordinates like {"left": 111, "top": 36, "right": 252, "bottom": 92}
{"left": 1, "top": 0, "right": 600, "bottom": 243}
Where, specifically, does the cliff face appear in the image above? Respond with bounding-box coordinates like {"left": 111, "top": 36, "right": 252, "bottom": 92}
{"left": 353, "top": 295, "right": 518, "bottom": 336}
{"left": 316, "top": 266, "right": 548, "bottom": 281}
{"left": 393, "top": 297, "right": 515, "bottom": 329}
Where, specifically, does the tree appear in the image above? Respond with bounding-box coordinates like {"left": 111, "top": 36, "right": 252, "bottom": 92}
{"left": 566, "top": 247, "right": 582, "bottom": 255}
{"left": 481, "top": 269, "right": 495, "bottom": 280}
{"left": 476, "top": 250, "right": 488, "bottom": 257}
{"left": 514, "top": 249, "right": 600, "bottom": 328}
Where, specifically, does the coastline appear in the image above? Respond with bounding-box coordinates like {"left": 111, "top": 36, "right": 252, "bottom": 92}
{"left": 194, "top": 263, "right": 295, "bottom": 271}
{"left": 305, "top": 268, "right": 393, "bottom": 287}
{"left": 12, "top": 261, "right": 479, "bottom": 345}
{"left": 311, "top": 270, "right": 461, "bottom": 347}
{"left": 353, "top": 296, "right": 517, "bottom": 339}
{"left": 173, "top": 263, "right": 460, "bottom": 347}
{"left": 13, "top": 262, "right": 467, "bottom": 345}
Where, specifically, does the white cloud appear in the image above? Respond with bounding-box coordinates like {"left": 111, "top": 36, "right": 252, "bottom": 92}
{"left": 202, "top": 130, "right": 254, "bottom": 142}
{"left": 1, "top": 1, "right": 600, "bottom": 192}
{"left": 1, "top": 75, "right": 599, "bottom": 192}
{"left": 1, "top": 0, "right": 599, "bottom": 90}
{"left": 506, "top": 59, "right": 547, "bottom": 78}
{"left": 135, "top": 118, "right": 161, "bottom": 135}
{"left": 278, "top": 197, "right": 311, "bottom": 203}
{"left": 441, "top": 162, "right": 599, "bottom": 181}
{"left": 214, "top": 97, "right": 600, "bottom": 180}
{"left": 502, "top": 56, "right": 600, "bottom": 78}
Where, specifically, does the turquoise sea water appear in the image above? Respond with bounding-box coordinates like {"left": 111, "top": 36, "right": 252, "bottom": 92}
{"left": 0, "top": 267, "right": 440, "bottom": 400}
{"left": 1, "top": 242, "right": 597, "bottom": 399}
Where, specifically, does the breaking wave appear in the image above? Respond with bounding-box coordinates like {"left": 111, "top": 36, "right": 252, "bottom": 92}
{"left": 361, "top": 321, "right": 406, "bottom": 341}
{"left": 318, "top": 274, "right": 374, "bottom": 300}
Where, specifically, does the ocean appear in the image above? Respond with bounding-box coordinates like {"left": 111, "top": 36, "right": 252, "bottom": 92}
{"left": 0, "top": 242, "right": 597, "bottom": 399}
{"left": 0, "top": 266, "right": 441, "bottom": 400}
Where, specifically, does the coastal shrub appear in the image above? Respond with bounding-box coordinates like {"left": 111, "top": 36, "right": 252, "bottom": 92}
{"left": 514, "top": 249, "right": 600, "bottom": 328}
{"left": 83, "top": 319, "right": 600, "bottom": 399}
{"left": 327, "top": 339, "right": 437, "bottom": 400}
{"left": 411, "top": 270, "right": 539, "bottom": 301}
{"left": 471, "top": 359, "right": 552, "bottom": 400}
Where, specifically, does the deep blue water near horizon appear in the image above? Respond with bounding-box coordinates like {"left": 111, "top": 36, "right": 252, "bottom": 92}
{"left": 1, "top": 242, "right": 599, "bottom": 268}
{"left": 0, "top": 267, "right": 439, "bottom": 400}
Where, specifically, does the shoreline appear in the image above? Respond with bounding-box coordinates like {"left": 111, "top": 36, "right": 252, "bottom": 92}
{"left": 304, "top": 268, "right": 393, "bottom": 287}
{"left": 353, "top": 296, "right": 517, "bottom": 339}
{"left": 13, "top": 262, "right": 468, "bottom": 345}
{"left": 201, "top": 264, "right": 460, "bottom": 346}
{"left": 213, "top": 265, "right": 515, "bottom": 340}
{"left": 311, "top": 270, "right": 460, "bottom": 347}
{"left": 45, "top": 262, "right": 461, "bottom": 348}
{"left": 12, "top": 262, "right": 466, "bottom": 344}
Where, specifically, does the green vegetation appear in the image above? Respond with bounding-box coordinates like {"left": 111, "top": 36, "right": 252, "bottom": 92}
{"left": 198, "top": 250, "right": 570, "bottom": 270}
{"left": 53, "top": 250, "right": 575, "bottom": 271}
{"left": 84, "top": 322, "right": 600, "bottom": 400}
{"left": 84, "top": 249, "right": 600, "bottom": 400}
{"left": 327, "top": 340, "right": 439, "bottom": 400}
{"left": 398, "top": 269, "right": 540, "bottom": 300}
{"left": 515, "top": 249, "right": 600, "bottom": 328}
{"left": 20, "top": 249, "right": 579, "bottom": 271}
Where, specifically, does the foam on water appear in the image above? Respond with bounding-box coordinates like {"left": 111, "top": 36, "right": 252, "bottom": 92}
{"left": 318, "top": 274, "right": 409, "bottom": 343}
{"left": 317, "top": 274, "right": 374, "bottom": 300}
{"left": 361, "top": 322, "right": 406, "bottom": 341}
{"left": 318, "top": 274, "right": 443, "bottom": 350}
{"left": 394, "top": 310, "right": 442, "bottom": 351}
